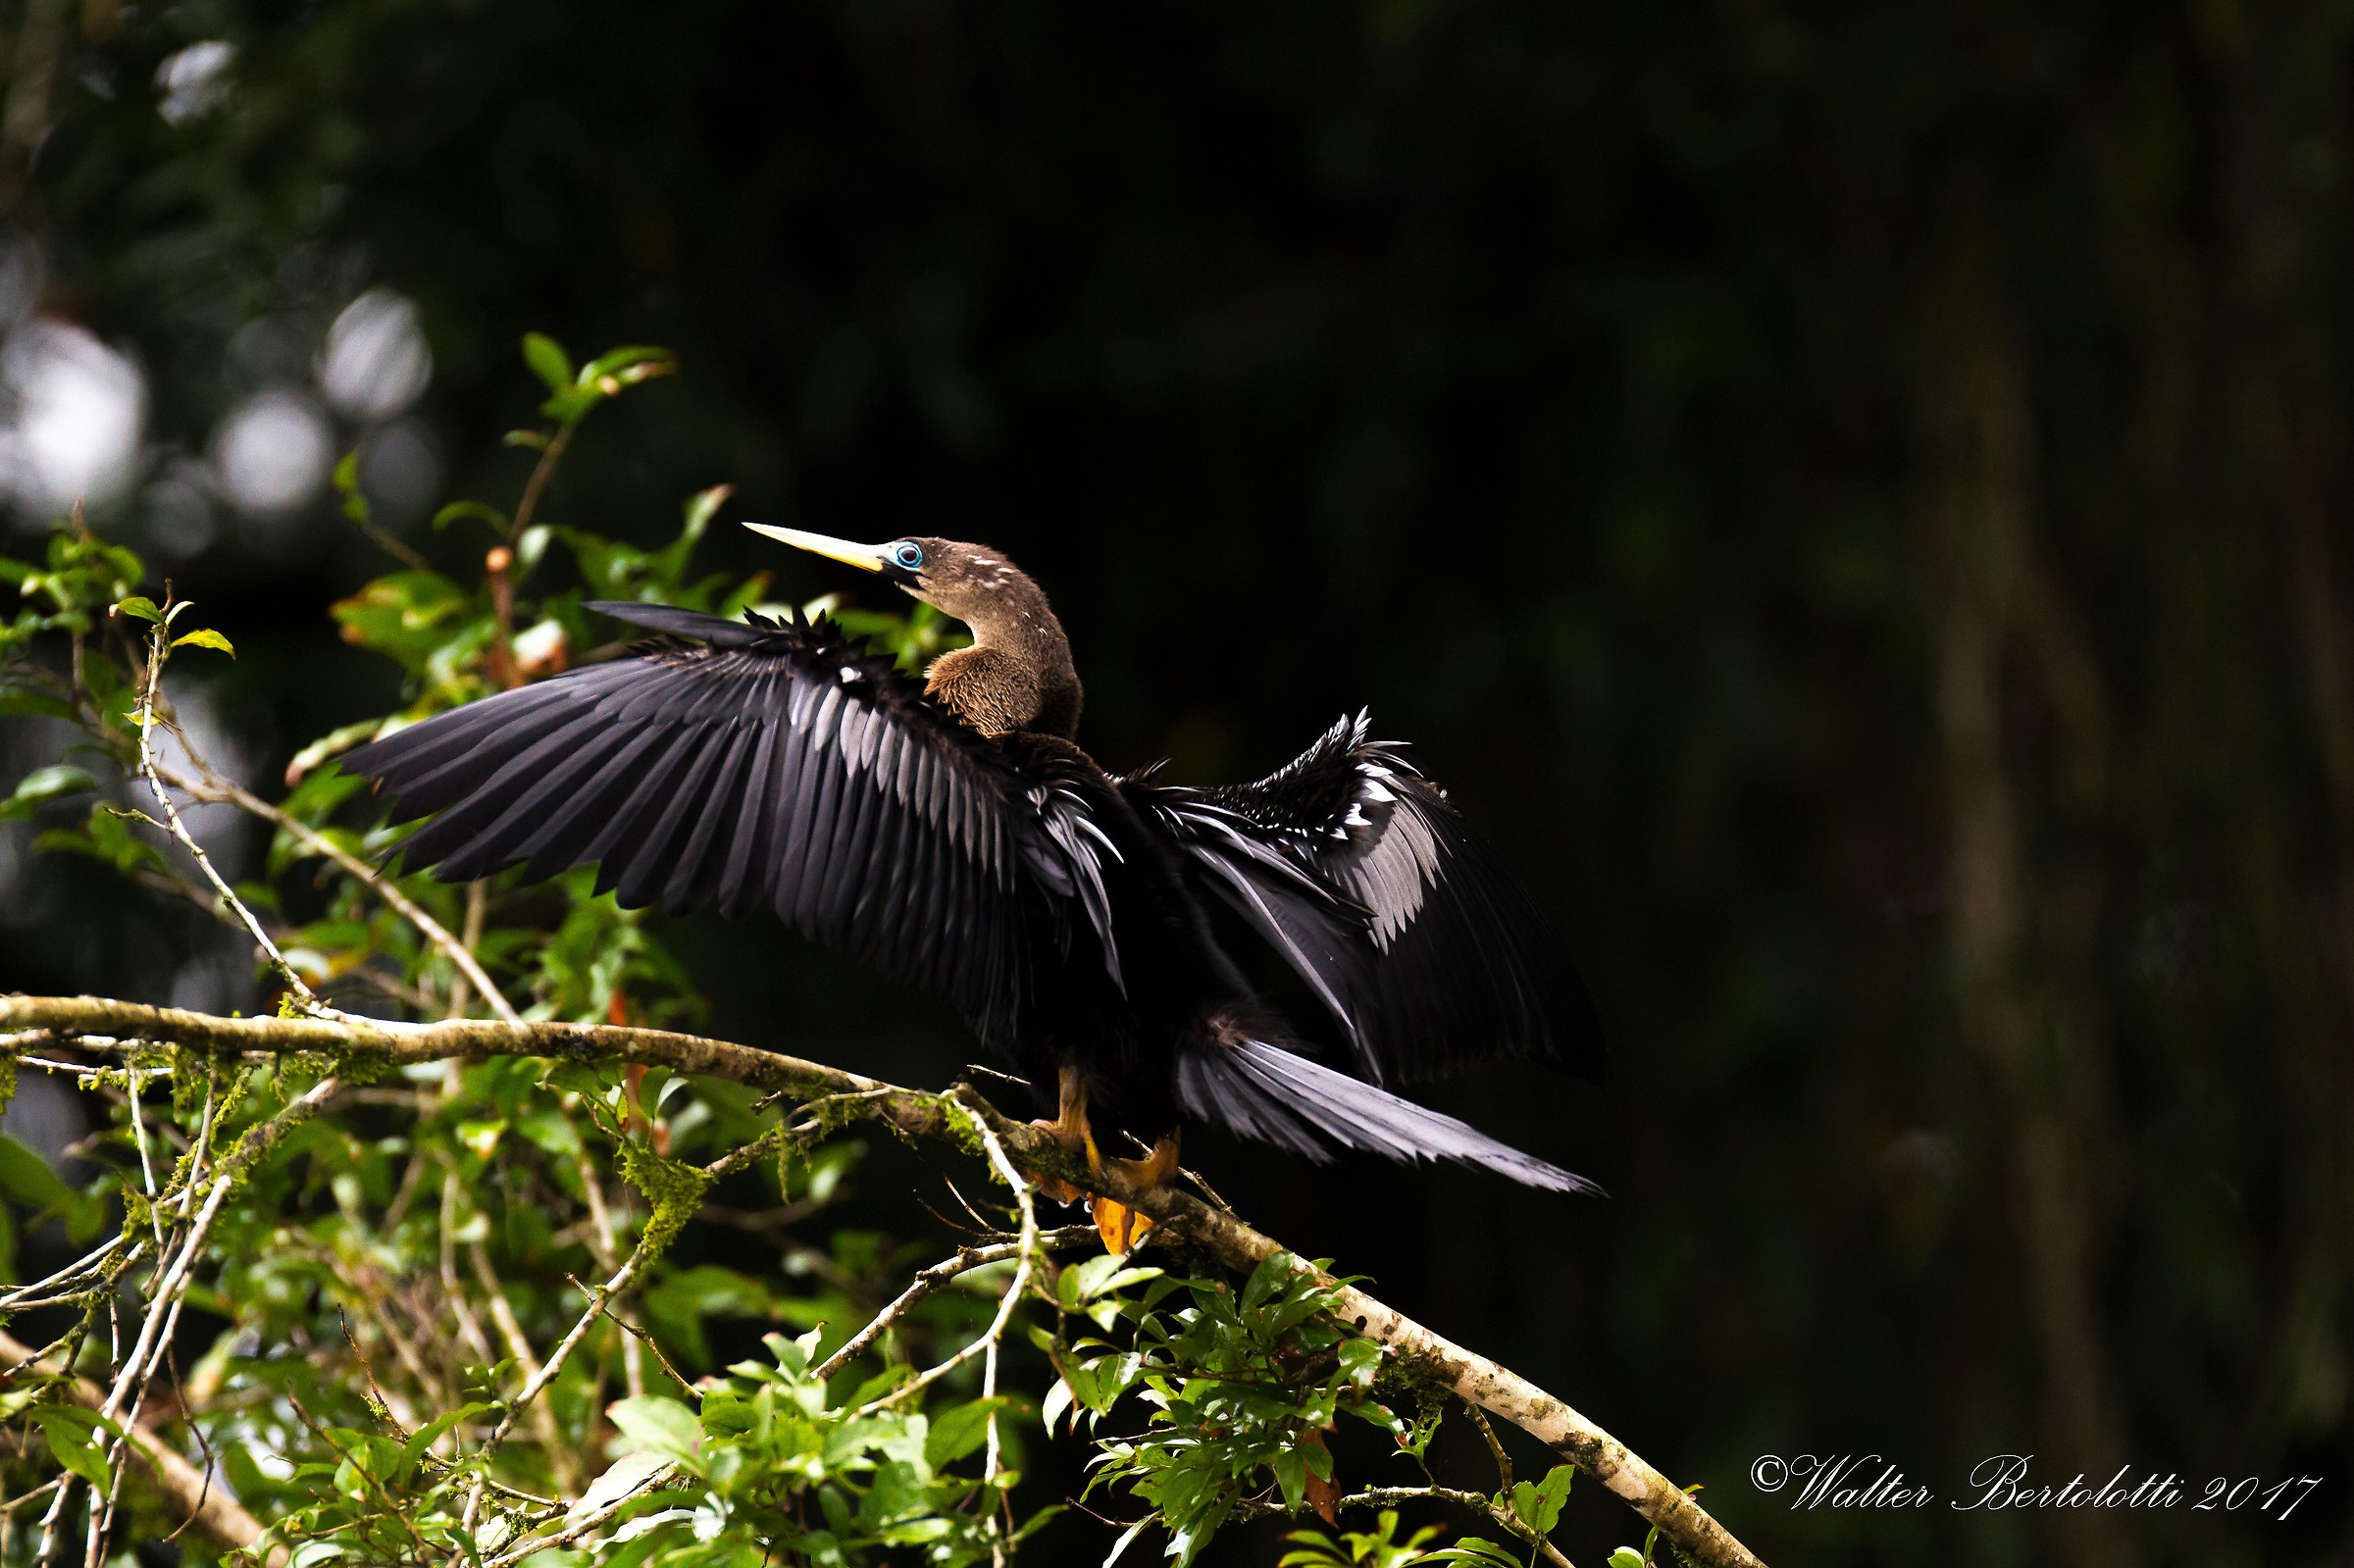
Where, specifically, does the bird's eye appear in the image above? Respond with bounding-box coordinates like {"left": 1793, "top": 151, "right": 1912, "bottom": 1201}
{"left": 891, "top": 541, "right": 924, "bottom": 571}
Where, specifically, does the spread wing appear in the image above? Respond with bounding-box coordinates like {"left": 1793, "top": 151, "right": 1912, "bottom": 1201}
{"left": 1125, "top": 713, "right": 1603, "bottom": 1086}
{"left": 340, "top": 602, "right": 1119, "bottom": 1044}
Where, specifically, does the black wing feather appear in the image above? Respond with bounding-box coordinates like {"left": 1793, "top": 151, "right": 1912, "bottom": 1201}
{"left": 1125, "top": 712, "right": 1604, "bottom": 1086}
{"left": 342, "top": 602, "right": 1115, "bottom": 1043}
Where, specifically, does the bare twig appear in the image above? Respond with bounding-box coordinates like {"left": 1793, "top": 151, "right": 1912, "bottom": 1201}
{"left": 810, "top": 1226, "right": 1096, "bottom": 1385}
{"left": 125, "top": 1068, "right": 166, "bottom": 1251}
{"left": 1468, "top": 1402, "right": 1514, "bottom": 1492}
{"left": 510, "top": 425, "right": 573, "bottom": 541}
{"left": 97, "top": 1078, "right": 345, "bottom": 1442}
{"left": 168, "top": 767, "right": 520, "bottom": 1025}
{"left": 1338, "top": 1487, "right": 1578, "bottom": 1568}
{"left": 849, "top": 1096, "right": 1038, "bottom": 1421}
{"left": 132, "top": 618, "right": 318, "bottom": 1011}
{"left": 480, "top": 1241, "right": 648, "bottom": 1453}
{"left": 444, "top": 882, "right": 490, "bottom": 1020}
{"left": 0, "top": 1237, "right": 129, "bottom": 1313}
{"left": 581, "top": 1293, "right": 694, "bottom": 1395}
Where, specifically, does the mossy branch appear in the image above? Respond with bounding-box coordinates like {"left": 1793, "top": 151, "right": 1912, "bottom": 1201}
{"left": 0, "top": 992, "right": 1767, "bottom": 1568}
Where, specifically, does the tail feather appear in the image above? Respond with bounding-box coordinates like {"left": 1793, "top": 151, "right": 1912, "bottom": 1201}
{"left": 1173, "top": 1038, "right": 1599, "bottom": 1194}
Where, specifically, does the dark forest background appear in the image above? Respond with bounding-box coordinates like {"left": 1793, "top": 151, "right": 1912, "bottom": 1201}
{"left": 2, "top": 2, "right": 2352, "bottom": 1564}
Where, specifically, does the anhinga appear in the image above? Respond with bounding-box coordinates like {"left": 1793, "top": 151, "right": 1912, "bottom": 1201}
{"left": 344, "top": 527, "right": 1605, "bottom": 1247}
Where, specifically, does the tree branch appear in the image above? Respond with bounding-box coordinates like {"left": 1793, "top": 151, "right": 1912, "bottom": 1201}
{"left": 162, "top": 764, "right": 521, "bottom": 1025}
{"left": 0, "top": 993, "right": 1769, "bottom": 1568}
{"left": 0, "top": 1327, "right": 282, "bottom": 1565}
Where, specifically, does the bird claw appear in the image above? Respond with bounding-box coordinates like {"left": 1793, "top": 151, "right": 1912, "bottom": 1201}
{"left": 1030, "top": 1064, "right": 1103, "bottom": 1207}
{"left": 1090, "top": 1134, "right": 1179, "bottom": 1255}
{"left": 1093, "top": 1196, "right": 1153, "bottom": 1254}
{"left": 1032, "top": 1067, "right": 1177, "bottom": 1254}
{"left": 1027, "top": 1114, "right": 1098, "bottom": 1206}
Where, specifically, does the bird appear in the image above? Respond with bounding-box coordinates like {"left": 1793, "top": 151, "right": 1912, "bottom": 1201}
{"left": 341, "top": 526, "right": 1606, "bottom": 1249}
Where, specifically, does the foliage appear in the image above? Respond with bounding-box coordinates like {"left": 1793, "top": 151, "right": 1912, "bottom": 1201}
{"left": 1064, "top": 1253, "right": 1388, "bottom": 1562}
{"left": 0, "top": 339, "right": 1647, "bottom": 1568}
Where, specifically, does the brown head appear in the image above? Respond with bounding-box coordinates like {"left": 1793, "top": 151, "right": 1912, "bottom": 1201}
{"left": 744, "top": 524, "right": 1082, "bottom": 738}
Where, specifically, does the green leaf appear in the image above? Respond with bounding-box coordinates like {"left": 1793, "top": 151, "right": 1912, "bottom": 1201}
{"left": 1242, "top": 1250, "right": 1297, "bottom": 1315}
{"left": 1271, "top": 1444, "right": 1306, "bottom": 1511}
{"left": 923, "top": 1397, "right": 1006, "bottom": 1469}
{"left": 680, "top": 483, "right": 730, "bottom": 544}
{"left": 171, "top": 628, "right": 235, "bottom": 658}
{"left": 515, "top": 524, "right": 554, "bottom": 576}
{"left": 1103, "top": 1515, "right": 1154, "bottom": 1566}
{"left": 579, "top": 344, "right": 677, "bottom": 387}
{"left": 1423, "top": 1541, "right": 1524, "bottom": 1566}
{"left": 1040, "top": 1377, "right": 1073, "bottom": 1435}
{"left": 333, "top": 450, "right": 368, "bottom": 524}
{"left": 433, "top": 500, "right": 511, "bottom": 536}
{"left": 1511, "top": 1464, "right": 1575, "bottom": 1534}
{"left": 456, "top": 1118, "right": 506, "bottom": 1158}
{"left": 572, "top": 1451, "right": 673, "bottom": 1522}
{"left": 35, "top": 801, "right": 168, "bottom": 879}
{"left": 27, "top": 1405, "right": 116, "bottom": 1494}
{"left": 539, "top": 386, "right": 601, "bottom": 424}
{"left": 1, "top": 764, "right": 98, "bottom": 821}
{"left": 640, "top": 1263, "right": 774, "bottom": 1367}
{"left": 112, "top": 595, "right": 159, "bottom": 623}
{"left": 1335, "top": 1335, "right": 1382, "bottom": 1389}
{"left": 1608, "top": 1551, "right": 1648, "bottom": 1568}
{"left": 607, "top": 1395, "right": 701, "bottom": 1463}
{"left": 1276, "top": 1532, "right": 1349, "bottom": 1568}
{"left": 281, "top": 720, "right": 384, "bottom": 788}
{"left": 0, "top": 681, "right": 75, "bottom": 722}
{"left": 523, "top": 331, "right": 574, "bottom": 392}
{"left": 0, "top": 1135, "right": 71, "bottom": 1209}
{"left": 329, "top": 570, "right": 474, "bottom": 676}
{"left": 397, "top": 1402, "right": 491, "bottom": 1470}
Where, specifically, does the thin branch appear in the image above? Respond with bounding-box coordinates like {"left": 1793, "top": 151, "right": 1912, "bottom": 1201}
{"left": 125, "top": 1067, "right": 166, "bottom": 1252}
{"left": 0, "top": 1328, "right": 279, "bottom": 1564}
{"left": 444, "top": 882, "right": 490, "bottom": 1020}
{"left": 132, "top": 621, "right": 318, "bottom": 1011}
{"left": 168, "top": 766, "right": 520, "bottom": 1025}
{"left": 479, "top": 1240, "right": 649, "bottom": 1453}
{"left": 0, "top": 1237, "right": 128, "bottom": 1313}
{"left": 510, "top": 424, "right": 573, "bottom": 541}
{"left": 1336, "top": 1487, "right": 1578, "bottom": 1568}
{"left": 478, "top": 1456, "right": 673, "bottom": 1568}
{"left": 849, "top": 1095, "right": 1038, "bottom": 1419}
{"left": 579, "top": 1291, "right": 694, "bottom": 1395}
{"left": 0, "top": 994, "right": 1767, "bottom": 1568}
{"left": 810, "top": 1226, "right": 1097, "bottom": 1384}
{"left": 1467, "top": 1402, "right": 1514, "bottom": 1493}
{"left": 469, "top": 1239, "right": 583, "bottom": 1492}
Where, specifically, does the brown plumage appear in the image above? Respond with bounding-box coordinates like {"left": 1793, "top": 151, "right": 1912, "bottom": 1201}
{"left": 869, "top": 536, "right": 1085, "bottom": 738}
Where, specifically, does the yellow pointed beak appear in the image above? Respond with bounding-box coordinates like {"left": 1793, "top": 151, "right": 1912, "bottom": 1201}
{"left": 742, "top": 522, "right": 890, "bottom": 573}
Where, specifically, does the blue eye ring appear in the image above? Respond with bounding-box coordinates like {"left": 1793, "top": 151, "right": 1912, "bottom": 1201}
{"left": 891, "top": 541, "right": 924, "bottom": 571}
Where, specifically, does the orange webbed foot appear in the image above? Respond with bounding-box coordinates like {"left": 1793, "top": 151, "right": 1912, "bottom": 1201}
{"left": 1090, "top": 1133, "right": 1179, "bottom": 1255}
